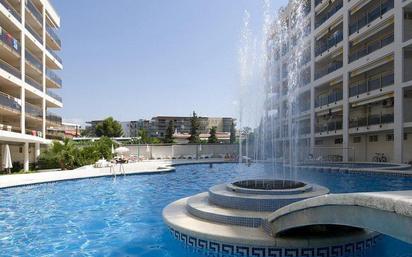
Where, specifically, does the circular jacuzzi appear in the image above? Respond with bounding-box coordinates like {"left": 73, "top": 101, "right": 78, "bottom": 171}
{"left": 228, "top": 179, "right": 313, "bottom": 195}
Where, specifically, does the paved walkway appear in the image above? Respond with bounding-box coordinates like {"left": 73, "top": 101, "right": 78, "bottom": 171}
{"left": 0, "top": 159, "right": 229, "bottom": 189}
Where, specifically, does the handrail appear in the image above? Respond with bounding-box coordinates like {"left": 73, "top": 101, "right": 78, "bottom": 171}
{"left": 315, "top": 0, "right": 343, "bottom": 28}
{"left": 349, "top": 34, "right": 394, "bottom": 63}
{"left": 25, "top": 23, "right": 43, "bottom": 44}
{"left": 316, "top": 120, "right": 343, "bottom": 133}
{"left": 25, "top": 102, "right": 42, "bottom": 119}
{"left": 315, "top": 91, "right": 343, "bottom": 107}
{"left": 0, "top": 25, "right": 21, "bottom": 54}
{"left": 315, "top": 31, "right": 343, "bottom": 56}
{"left": 46, "top": 111, "right": 62, "bottom": 124}
{"left": 26, "top": 0, "right": 43, "bottom": 25}
{"left": 350, "top": 113, "right": 394, "bottom": 128}
{"left": 25, "top": 75, "right": 43, "bottom": 91}
{"left": 0, "top": 58, "right": 20, "bottom": 78}
{"left": 25, "top": 49, "right": 43, "bottom": 71}
{"left": 349, "top": 0, "right": 394, "bottom": 35}
{"left": 315, "top": 61, "right": 343, "bottom": 79}
{"left": 349, "top": 73, "right": 394, "bottom": 97}
{"left": 0, "top": 91, "right": 21, "bottom": 112}
{"left": 46, "top": 68, "right": 62, "bottom": 86}
{"left": 46, "top": 46, "right": 62, "bottom": 64}
{"left": 0, "top": 0, "right": 21, "bottom": 21}
{"left": 46, "top": 25, "right": 61, "bottom": 47}
{"left": 46, "top": 89, "right": 62, "bottom": 102}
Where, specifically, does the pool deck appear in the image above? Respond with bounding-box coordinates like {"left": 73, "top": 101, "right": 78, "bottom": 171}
{"left": 0, "top": 159, "right": 231, "bottom": 189}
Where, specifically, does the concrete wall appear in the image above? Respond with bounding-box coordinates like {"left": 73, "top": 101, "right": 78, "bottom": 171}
{"left": 124, "top": 144, "right": 238, "bottom": 160}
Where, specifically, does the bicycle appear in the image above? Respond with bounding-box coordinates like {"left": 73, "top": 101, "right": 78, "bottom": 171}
{"left": 372, "top": 153, "right": 388, "bottom": 163}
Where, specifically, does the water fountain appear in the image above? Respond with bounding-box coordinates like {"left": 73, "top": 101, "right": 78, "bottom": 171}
{"left": 163, "top": 1, "right": 380, "bottom": 256}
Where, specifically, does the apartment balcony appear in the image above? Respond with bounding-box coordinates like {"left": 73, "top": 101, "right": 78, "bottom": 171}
{"left": 0, "top": 26, "right": 20, "bottom": 61}
{"left": 315, "top": 91, "right": 343, "bottom": 108}
{"left": 46, "top": 111, "right": 62, "bottom": 125}
{"left": 316, "top": 120, "right": 343, "bottom": 134}
{"left": 25, "top": 23, "right": 43, "bottom": 44}
{"left": 349, "top": 72, "right": 394, "bottom": 97}
{"left": 298, "top": 126, "right": 311, "bottom": 136}
{"left": 315, "top": 30, "right": 343, "bottom": 57}
{"left": 46, "top": 89, "right": 62, "bottom": 102}
{"left": 0, "top": 0, "right": 21, "bottom": 22}
{"left": 349, "top": 33, "right": 394, "bottom": 63}
{"left": 0, "top": 58, "right": 20, "bottom": 78}
{"left": 25, "top": 49, "right": 42, "bottom": 79}
{"left": 0, "top": 92, "right": 21, "bottom": 113}
{"left": 46, "top": 25, "right": 61, "bottom": 50}
{"left": 46, "top": 68, "right": 62, "bottom": 88}
{"left": 315, "top": 59, "right": 343, "bottom": 80}
{"left": 349, "top": 113, "right": 394, "bottom": 128}
{"left": 315, "top": 0, "right": 343, "bottom": 29}
{"left": 25, "top": 0, "right": 43, "bottom": 29}
{"left": 349, "top": 0, "right": 394, "bottom": 36}
{"left": 25, "top": 102, "right": 42, "bottom": 120}
{"left": 46, "top": 46, "right": 62, "bottom": 65}
{"left": 25, "top": 75, "right": 42, "bottom": 91}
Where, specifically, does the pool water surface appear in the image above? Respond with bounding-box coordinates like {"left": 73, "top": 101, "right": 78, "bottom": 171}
{"left": 0, "top": 163, "right": 412, "bottom": 257}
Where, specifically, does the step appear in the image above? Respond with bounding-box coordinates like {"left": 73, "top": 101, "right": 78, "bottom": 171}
{"left": 186, "top": 192, "right": 271, "bottom": 227}
{"left": 208, "top": 183, "right": 329, "bottom": 211}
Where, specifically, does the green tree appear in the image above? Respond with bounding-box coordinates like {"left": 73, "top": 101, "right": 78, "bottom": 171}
{"left": 230, "top": 121, "right": 236, "bottom": 144}
{"left": 188, "top": 111, "right": 201, "bottom": 144}
{"left": 95, "top": 117, "right": 123, "bottom": 137}
{"left": 164, "top": 121, "right": 175, "bottom": 144}
{"left": 208, "top": 126, "right": 218, "bottom": 144}
{"left": 138, "top": 129, "right": 150, "bottom": 143}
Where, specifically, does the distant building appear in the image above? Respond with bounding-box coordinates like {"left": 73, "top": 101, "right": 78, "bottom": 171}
{"left": 121, "top": 120, "right": 151, "bottom": 137}
{"left": 150, "top": 116, "right": 234, "bottom": 138}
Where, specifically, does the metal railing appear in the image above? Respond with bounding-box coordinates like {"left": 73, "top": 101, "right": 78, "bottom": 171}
{"left": 315, "top": 31, "right": 343, "bottom": 56}
{"left": 315, "top": 91, "right": 343, "bottom": 107}
{"left": 349, "top": 34, "right": 394, "bottom": 63}
{"left": 46, "top": 68, "right": 62, "bottom": 86}
{"left": 0, "top": 26, "right": 20, "bottom": 54}
{"left": 46, "top": 111, "right": 62, "bottom": 124}
{"left": 350, "top": 113, "right": 394, "bottom": 128}
{"left": 349, "top": 0, "right": 394, "bottom": 35}
{"left": 25, "top": 75, "right": 42, "bottom": 91}
{"left": 46, "top": 46, "right": 62, "bottom": 64}
{"left": 26, "top": 0, "right": 43, "bottom": 25}
{"left": 315, "top": 0, "right": 343, "bottom": 28}
{"left": 0, "top": 58, "right": 21, "bottom": 78}
{"left": 316, "top": 120, "right": 343, "bottom": 133}
{"left": 46, "top": 25, "right": 61, "bottom": 48}
{"left": 0, "top": 0, "right": 21, "bottom": 21}
{"left": 25, "top": 49, "right": 42, "bottom": 71}
{"left": 46, "top": 89, "right": 62, "bottom": 102}
{"left": 0, "top": 91, "right": 21, "bottom": 112}
{"left": 315, "top": 61, "right": 343, "bottom": 79}
{"left": 349, "top": 73, "right": 394, "bottom": 97}
{"left": 25, "top": 102, "right": 42, "bottom": 119}
{"left": 25, "top": 23, "right": 43, "bottom": 44}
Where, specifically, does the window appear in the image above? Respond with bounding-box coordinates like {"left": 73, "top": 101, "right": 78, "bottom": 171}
{"left": 405, "top": 133, "right": 409, "bottom": 140}
{"left": 335, "top": 138, "right": 343, "bottom": 144}
{"left": 353, "top": 136, "right": 361, "bottom": 143}
{"left": 386, "top": 134, "right": 394, "bottom": 141}
{"left": 315, "top": 139, "right": 323, "bottom": 145}
{"left": 369, "top": 135, "right": 378, "bottom": 142}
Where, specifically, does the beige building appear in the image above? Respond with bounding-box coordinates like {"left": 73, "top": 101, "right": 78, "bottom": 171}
{"left": 0, "top": 0, "right": 62, "bottom": 171}
{"left": 267, "top": 0, "right": 412, "bottom": 163}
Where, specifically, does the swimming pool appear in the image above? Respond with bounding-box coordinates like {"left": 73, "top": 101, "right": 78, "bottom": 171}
{"left": 1, "top": 163, "right": 412, "bottom": 257}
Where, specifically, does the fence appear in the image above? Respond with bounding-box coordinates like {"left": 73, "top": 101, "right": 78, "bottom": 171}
{"left": 124, "top": 144, "right": 239, "bottom": 160}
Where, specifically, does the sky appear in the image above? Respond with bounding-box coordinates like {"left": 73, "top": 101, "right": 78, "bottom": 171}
{"left": 53, "top": 0, "right": 288, "bottom": 125}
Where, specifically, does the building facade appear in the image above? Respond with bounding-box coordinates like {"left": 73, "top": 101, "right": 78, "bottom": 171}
{"left": 266, "top": 0, "right": 412, "bottom": 163}
{"left": 0, "top": 0, "right": 62, "bottom": 170}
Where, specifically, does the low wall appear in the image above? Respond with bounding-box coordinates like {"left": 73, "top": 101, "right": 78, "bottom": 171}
{"left": 124, "top": 144, "right": 238, "bottom": 160}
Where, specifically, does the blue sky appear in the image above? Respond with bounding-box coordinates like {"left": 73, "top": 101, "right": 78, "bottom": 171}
{"left": 54, "top": 0, "right": 287, "bottom": 124}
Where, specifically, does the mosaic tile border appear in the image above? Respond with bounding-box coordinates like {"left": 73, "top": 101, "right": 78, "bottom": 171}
{"left": 169, "top": 227, "right": 381, "bottom": 257}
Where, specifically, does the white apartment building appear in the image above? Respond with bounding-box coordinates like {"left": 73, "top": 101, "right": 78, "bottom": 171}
{"left": 0, "top": 0, "right": 62, "bottom": 171}
{"left": 267, "top": 0, "right": 412, "bottom": 163}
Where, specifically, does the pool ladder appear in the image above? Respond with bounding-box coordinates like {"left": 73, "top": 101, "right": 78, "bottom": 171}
{"left": 110, "top": 163, "right": 126, "bottom": 178}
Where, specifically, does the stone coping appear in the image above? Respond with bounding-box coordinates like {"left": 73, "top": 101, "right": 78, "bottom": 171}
{"left": 0, "top": 159, "right": 232, "bottom": 189}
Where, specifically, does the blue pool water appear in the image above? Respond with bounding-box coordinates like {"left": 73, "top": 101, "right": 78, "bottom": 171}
{"left": 1, "top": 163, "right": 412, "bottom": 257}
